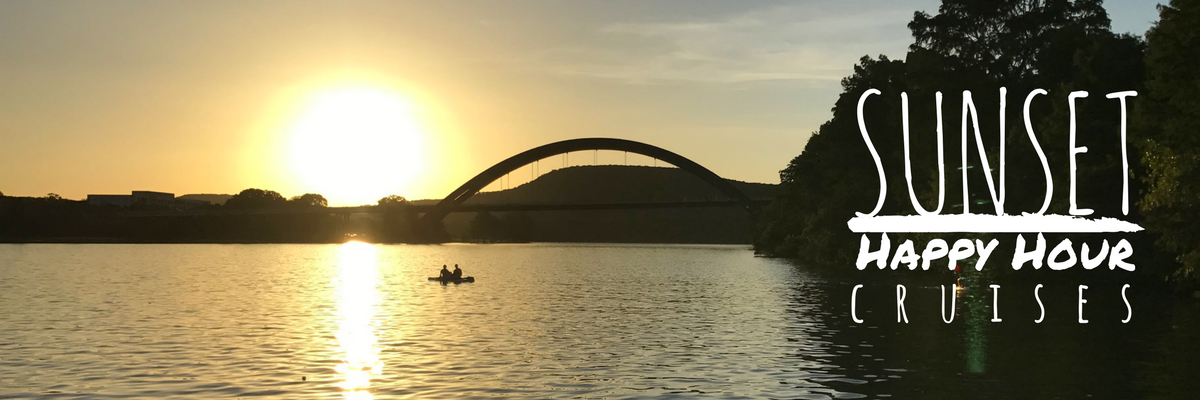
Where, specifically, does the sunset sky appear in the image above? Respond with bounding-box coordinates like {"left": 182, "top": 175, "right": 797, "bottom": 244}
{"left": 0, "top": 1, "right": 1159, "bottom": 206}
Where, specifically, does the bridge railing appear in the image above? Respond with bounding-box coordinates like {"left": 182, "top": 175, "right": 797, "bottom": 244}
{"left": 121, "top": 199, "right": 773, "bottom": 218}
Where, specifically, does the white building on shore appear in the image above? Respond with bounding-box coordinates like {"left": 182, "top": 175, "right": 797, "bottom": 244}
{"left": 87, "top": 191, "right": 211, "bottom": 209}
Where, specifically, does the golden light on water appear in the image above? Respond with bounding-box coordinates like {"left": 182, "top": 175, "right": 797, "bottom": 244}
{"left": 334, "top": 241, "right": 384, "bottom": 399}
{"left": 288, "top": 86, "right": 426, "bottom": 206}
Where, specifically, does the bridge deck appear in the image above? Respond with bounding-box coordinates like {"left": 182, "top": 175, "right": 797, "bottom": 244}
{"left": 123, "top": 199, "right": 772, "bottom": 218}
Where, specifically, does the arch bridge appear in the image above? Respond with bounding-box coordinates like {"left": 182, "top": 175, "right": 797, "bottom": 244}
{"left": 419, "top": 137, "right": 762, "bottom": 225}
{"left": 121, "top": 138, "right": 769, "bottom": 222}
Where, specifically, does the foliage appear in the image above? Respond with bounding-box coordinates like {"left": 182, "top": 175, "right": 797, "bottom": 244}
{"left": 501, "top": 212, "right": 536, "bottom": 242}
{"left": 375, "top": 195, "right": 417, "bottom": 242}
{"left": 288, "top": 193, "right": 328, "bottom": 207}
{"left": 0, "top": 193, "right": 342, "bottom": 243}
{"left": 1138, "top": 0, "right": 1200, "bottom": 284}
{"left": 224, "top": 188, "right": 286, "bottom": 209}
{"left": 467, "top": 212, "right": 505, "bottom": 242}
{"left": 909, "top": 0, "right": 1110, "bottom": 81}
{"left": 460, "top": 211, "right": 536, "bottom": 243}
{"left": 755, "top": 0, "right": 1151, "bottom": 271}
{"left": 3, "top": 165, "right": 757, "bottom": 244}
{"left": 754, "top": 55, "right": 909, "bottom": 265}
{"left": 0, "top": 196, "right": 124, "bottom": 240}
{"left": 377, "top": 195, "right": 409, "bottom": 207}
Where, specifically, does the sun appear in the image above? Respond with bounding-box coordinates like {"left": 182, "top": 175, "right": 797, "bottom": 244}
{"left": 287, "top": 87, "right": 425, "bottom": 206}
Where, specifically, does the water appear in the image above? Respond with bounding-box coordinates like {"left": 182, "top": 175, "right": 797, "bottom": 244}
{"left": 0, "top": 243, "right": 1197, "bottom": 399}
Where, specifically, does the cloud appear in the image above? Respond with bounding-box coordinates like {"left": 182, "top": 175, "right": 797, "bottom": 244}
{"left": 524, "top": 2, "right": 922, "bottom": 84}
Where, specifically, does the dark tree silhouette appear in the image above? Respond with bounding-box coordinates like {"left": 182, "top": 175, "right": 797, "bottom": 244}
{"left": 377, "top": 195, "right": 409, "bottom": 207}
{"left": 224, "top": 189, "right": 287, "bottom": 209}
{"left": 501, "top": 211, "right": 536, "bottom": 242}
{"left": 288, "top": 193, "right": 328, "bottom": 207}
{"left": 755, "top": 0, "right": 1150, "bottom": 273}
{"left": 754, "top": 55, "right": 910, "bottom": 264}
{"left": 375, "top": 194, "right": 414, "bottom": 242}
{"left": 909, "top": 0, "right": 1110, "bottom": 81}
{"left": 1138, "top": 0, "right": 1200, "bottom": 284}
{"left": 467, "top": 211, "right": 504, "bottom": 242}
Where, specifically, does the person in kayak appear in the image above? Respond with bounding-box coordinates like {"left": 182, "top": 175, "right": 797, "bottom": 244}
{"left": 439, "top": 265, "right": 452, "bottom": 279}
{"left": 452, "top": 264, "right": 463, "bottom": 279}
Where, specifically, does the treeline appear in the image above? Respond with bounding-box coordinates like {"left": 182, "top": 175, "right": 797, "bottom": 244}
{"left": 753, "top": 0, "right": 1200, "bottom": 287}
{"left": 0, "top": 194, "right": 128, "bottom": 240}
{"left": 1, "top": 166, "right": 774, "bottom": 244}
{"left": 0, "top": 189, "right": 440, "bottom": 243}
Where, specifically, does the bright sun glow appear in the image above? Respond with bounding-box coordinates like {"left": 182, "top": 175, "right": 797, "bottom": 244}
{"left": 289, "top": 87, "right": 425, "bottom": 206}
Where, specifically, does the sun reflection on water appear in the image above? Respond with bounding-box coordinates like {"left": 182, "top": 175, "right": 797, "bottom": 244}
{"left": 334, "top": 241, "right": 383, "bottom": 399}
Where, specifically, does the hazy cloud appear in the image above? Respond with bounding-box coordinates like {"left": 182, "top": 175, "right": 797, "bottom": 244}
{"left": 527, "top": 3, "right": 924, "bottom": 84}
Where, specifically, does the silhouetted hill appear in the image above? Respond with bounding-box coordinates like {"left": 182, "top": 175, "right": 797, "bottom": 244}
{"left": 437, "top": 165, "right": 777, "bottom": 244}
{"left": 462, "top": 165, "right": 774, "bottom": 205}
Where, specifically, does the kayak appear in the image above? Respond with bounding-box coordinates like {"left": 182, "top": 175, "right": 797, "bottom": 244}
{"left": 428, "top": 276, "right": 475, "bottom": 283}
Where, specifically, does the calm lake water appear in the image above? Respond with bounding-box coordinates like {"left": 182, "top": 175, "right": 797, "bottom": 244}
{"left": 1, "top": 243, "right": 1197, "bottom": 399}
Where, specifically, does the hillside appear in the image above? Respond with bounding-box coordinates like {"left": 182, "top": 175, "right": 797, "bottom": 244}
{"left": 462, "top": 165, "right": 774, "bottom": 205}
{"left": 434, "top": 165, "right": 777, "bottom": 244}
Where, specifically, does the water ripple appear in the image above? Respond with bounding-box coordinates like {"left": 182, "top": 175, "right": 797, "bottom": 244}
{"left": 1, "top": 243, "right": 1196, "bottom": 398}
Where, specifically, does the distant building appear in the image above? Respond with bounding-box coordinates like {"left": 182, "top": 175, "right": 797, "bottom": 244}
{"left": 177, "top": 193, "right": 233, "bottom": 206}
{"left": 131, "top": 191, "right": 175, "bottom": 206}
{"left": 87, "top": 191, "right": 211, "bottom": 210}
{"left": 86, "top": 194, "right": 134, "bottom": 207}
{"left": 175, "top": 198, "right": 213, "bottom": 208}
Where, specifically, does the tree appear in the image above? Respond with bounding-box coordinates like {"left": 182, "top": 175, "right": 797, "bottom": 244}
{"left": 502, "top": 212, "right": 536, "bottom": 242}
{"left": 288, "top": 193, "right": 328, "bottom": 207}
{"left": 907, "top": 0, "right": 1132, "bottom": 219}
{"left": 375, "top": 195, "right": 413, "bottom": 242}
{"left": 1138, "top": 0, "right": 1200, "bottom": 284}
{"left": 754, "top": 55, "right": 910, "bottom": 262}
{"left": 377, "top": 195, "right": 409, "bottom": 207}
{"left": 467, "top": 211, "right": 504, "bottom": 242}
{"left": 45, "top": 193, "right": 63, "bottom": 201}
{"left": 754, "top": 0, "right": 1135, "bottom": 266}
{"left": 224, "top": 188, "right": 286, "bottom": 209}
{"left": 909, "top": 0, "right": 1110, "bottom": 82}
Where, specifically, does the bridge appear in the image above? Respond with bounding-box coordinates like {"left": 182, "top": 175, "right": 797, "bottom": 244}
{"left": 125, "top": 199, "right": 769, "bottom": 218}
{"left": 418, "top": 138, "right": 761, "bottom": 224}
{"left": 126, "top": 138, "right": 770, "bottom": 220}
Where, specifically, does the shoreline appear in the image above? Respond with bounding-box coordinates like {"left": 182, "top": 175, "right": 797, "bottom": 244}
{"left": 0, "top": 238, "right": 755, "bottom": 245}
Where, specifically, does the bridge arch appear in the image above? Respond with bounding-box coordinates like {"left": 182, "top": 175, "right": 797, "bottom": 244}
{"left": 419, "top": 137, "right": 755, "bottom": 224}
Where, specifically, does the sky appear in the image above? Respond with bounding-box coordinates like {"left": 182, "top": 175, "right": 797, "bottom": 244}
{"left": 0, "top": 1, "right": 1162, "bottom": 206}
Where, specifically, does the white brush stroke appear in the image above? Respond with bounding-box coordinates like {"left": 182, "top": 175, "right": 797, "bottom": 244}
{"left": 847, "top": 213, "right": 1144, "bottom": 233}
